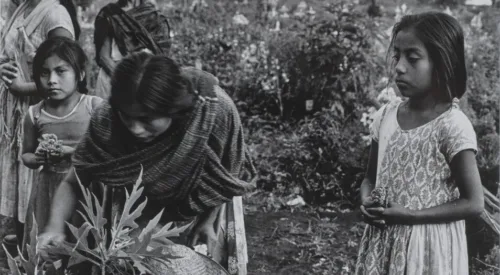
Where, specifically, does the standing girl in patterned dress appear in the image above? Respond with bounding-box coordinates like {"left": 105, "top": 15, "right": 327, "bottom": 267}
{"left": 355, "top": 12, "right": 484, "bottom": 275}
{"left": 20, "top": 37, "right": 103, "bottom": 250}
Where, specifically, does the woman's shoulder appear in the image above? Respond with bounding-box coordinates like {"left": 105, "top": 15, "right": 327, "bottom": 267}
{"left": 44, "top": 4, "right": 70, "bottom": 21}
{"left": 42, "top": 4, "right": 74, "bottom": 38}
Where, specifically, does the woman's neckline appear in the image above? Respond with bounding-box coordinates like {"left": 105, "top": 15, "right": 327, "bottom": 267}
{"left": 395, "top": 100, "right": 455, "bottom": 132}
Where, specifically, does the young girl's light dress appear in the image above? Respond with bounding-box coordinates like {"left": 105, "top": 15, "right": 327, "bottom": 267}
{"left": 0, "top": 0, "right": 75, "bottom": 224}
{"left": 21, "top": 94, "right": 103, "bottom": 248}
{"left": 355, "top": 98, "right": 477, "bottom": 275}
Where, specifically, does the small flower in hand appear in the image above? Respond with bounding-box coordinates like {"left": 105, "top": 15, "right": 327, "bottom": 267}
{"left": 36, "top": 134, "right": 64, "bottom": 163}
{"left": 366, "top": 201, "right": 415, "bottom": 225}
{"left": 371, "top": 187, "right": 388, "bottom": 207}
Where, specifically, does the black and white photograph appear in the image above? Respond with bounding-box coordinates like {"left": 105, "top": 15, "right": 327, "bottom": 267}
{"left": 0, "top": 0, "right": 498, "bottom": 274}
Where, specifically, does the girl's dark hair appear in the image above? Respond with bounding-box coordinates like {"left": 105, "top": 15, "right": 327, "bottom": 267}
{"left": 59, "top": 0, "right": 81, "bottom": 40}
{"left": 33, "top": 36, "right": 89, "bottom": 94}
{"left": 109, "top": 52, "right": 195, "bottom": 116}
{"left": 388, "top": 12, "right": 467, "bottom": 100}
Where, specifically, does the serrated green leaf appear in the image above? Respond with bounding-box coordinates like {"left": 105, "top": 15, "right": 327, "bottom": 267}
{"left": 134, "top": 262, "right": 149, "bottom": 275}
{"left": 29, "top": 214, "right": 39, "bottom": 263}
{"left": 17, "top": 245, "right": 36, "bottom": 275}
{"left": 66, "top": 222, "right": 93, "bottom": 252}
{"left": 138, "top": 209, "right": 164, "bottom": 242}
{"left": 125, "top": 209, "right": 164, "bottom": 255}
{"left": 152, "top": 220, "right": 194, "bottom": 240}
{"left": 2, "top": 243, "right": 22, "bottom": 275}
{"left": 110, "top": 167, "right": 148, "bottom": 251}
{"left": 91, "top": 192, "right": 107, "bottom": 229}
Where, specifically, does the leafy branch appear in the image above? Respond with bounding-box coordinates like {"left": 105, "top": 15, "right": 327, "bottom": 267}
{"left": 5, "top": 166, "right": 192, "bottom": 275}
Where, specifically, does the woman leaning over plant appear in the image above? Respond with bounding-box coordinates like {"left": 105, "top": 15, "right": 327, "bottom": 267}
{"left": 38, "top": 52, "right": 256, "bottom": 275}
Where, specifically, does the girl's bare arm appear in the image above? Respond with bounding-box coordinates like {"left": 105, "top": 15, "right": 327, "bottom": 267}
{"left": 411, "top": 150, "right": 484, "bottom": 223}
{"left": 369, "top": 150, "right": 484, "bottom": 224}
{"left": 21, "top": 111, "right": 43, "bottom": 169}
{"left": 360, "top": 140, "right": 378, "bottom": 205}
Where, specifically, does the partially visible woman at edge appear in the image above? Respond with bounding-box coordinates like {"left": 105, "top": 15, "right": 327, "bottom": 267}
{"left": 0, "top": 0, "right": 79, "bottom": 247}
{"left": 93, "top": 0, "right": 170, "bottom": 99}
{"left": 38, "top": 52, "right": 256, "bottom": 275}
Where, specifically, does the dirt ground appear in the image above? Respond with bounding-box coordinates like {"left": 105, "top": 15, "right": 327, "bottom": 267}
{"left": 0, "top": 191, "right": 364, "bottom": 275}
{"left": 244, "top": 192, "right": 363, "bottom": 275}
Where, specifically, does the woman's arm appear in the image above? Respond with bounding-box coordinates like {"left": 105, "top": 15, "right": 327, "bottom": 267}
{"left": 8, "top": 81, "right": 37, "bottom": 96}
{"left": 369, "top": 150, "right": 484, "bottom": 224}
{"left": 99, "top": 36, "right": 117, "bottom": 76}
{"left": 48, "top": 27, "right": 74, "bottom": 39}
{"left": 9, "top": 27, "right": 73, "bottom": 96}
{"left": 21, "top": 111, "right": 44, "bottom": 169}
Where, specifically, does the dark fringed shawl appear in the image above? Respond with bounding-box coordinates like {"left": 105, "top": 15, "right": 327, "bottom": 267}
{"left": 72, "top": 68, "right": 256, "bottom": 218}
{"left": 94, "top": 2, "right": 171, "bottom": 66}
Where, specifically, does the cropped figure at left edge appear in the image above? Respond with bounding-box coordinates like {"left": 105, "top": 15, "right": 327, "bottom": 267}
{"left": 0, "top": 0, "right": 79, "bottom": 251}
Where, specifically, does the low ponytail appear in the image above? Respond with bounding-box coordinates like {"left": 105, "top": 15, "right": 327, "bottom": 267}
{"left": 59, "top": 0, "right": 81, "bottom": 40}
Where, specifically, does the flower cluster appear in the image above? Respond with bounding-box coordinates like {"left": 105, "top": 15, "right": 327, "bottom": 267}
{"left": 371, "top": 187, "right": 388, "bottom": 207}
{"left": 35, "top": 133, "right": 63, "bottom": 158}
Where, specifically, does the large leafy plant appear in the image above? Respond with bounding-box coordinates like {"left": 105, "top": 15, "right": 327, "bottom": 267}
{"left": 4, "top": 167, "right": 192, "bottom": 275}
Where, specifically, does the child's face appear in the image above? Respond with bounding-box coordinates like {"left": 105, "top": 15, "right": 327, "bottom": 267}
{"left": 39, "top": 54, "right": 80, "bottom": 101}
{"left": 392, "top": 28, "right": 434, "bottom": 98}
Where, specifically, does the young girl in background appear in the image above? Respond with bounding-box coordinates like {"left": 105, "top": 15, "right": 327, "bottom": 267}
{"left": 21, "top": 37, "right": 103, "bottom": 249}
{"left": 355, "top": 12, "right": 484, "bottom": 274}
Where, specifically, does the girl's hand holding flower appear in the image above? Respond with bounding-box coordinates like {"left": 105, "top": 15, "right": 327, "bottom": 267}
{"left": 367, "top": 201, "right": 415, "bottom": 225}
{"left": 361, "top": 187, "right": 389, "bottom": 228}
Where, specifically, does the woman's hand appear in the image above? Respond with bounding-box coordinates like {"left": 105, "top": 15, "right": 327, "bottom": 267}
{"left": 37, "top": 231, "right": 66, "bottom": 262}
{"left": 187, "top": 221, "right": 218, "bottom": 258}
{"left": 360, "top": 196, "right": 386, "bottom": 228}
{"left": 0, "top": 62, "right": 18, "bottom": 86}
{"left": 366, "top": 201, "right": 415, "bottom": 225}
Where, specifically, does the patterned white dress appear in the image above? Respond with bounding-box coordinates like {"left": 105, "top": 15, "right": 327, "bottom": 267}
{"left": 355, "top": 98, "right": 477, "bottom": 275}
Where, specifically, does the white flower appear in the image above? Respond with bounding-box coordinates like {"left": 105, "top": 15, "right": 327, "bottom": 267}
{"left": 377, "top": 86, "right": 400, "bottom": 104}
{"left": 233, "top": 13, "right": 249, "bottom": 25}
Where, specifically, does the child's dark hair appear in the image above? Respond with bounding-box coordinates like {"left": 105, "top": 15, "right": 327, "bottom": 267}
{"left": 388, "top": 12, "right": 467, "bottom": 99}
{"left": 59, "top": 0, "right": 81, "bottom": 40}
{"left": 109, "top": 52, "right": 195, "bottom": 117}
{"left": 33, "top": 37, "right": 89, "bottom": 94}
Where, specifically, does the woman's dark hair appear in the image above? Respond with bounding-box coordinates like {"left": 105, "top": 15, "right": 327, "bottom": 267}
{"left": 109, "top": 52, "right": 195, "bottom": 116}
{"left": 33, "top": 36, "right": 89, "bottom": 94}
{"left": 59, "top": 0, "right": 81, "bottom": 40}
{"left": 388, "top": 11, "right": 467, "bottom": 100}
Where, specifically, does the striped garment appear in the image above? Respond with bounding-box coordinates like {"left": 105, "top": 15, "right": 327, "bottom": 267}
{"left": 94, "top": 0, "right": 170, "bottom": 67}
{"left": 72, "top": 67, "right": 256, "bottom": 219}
